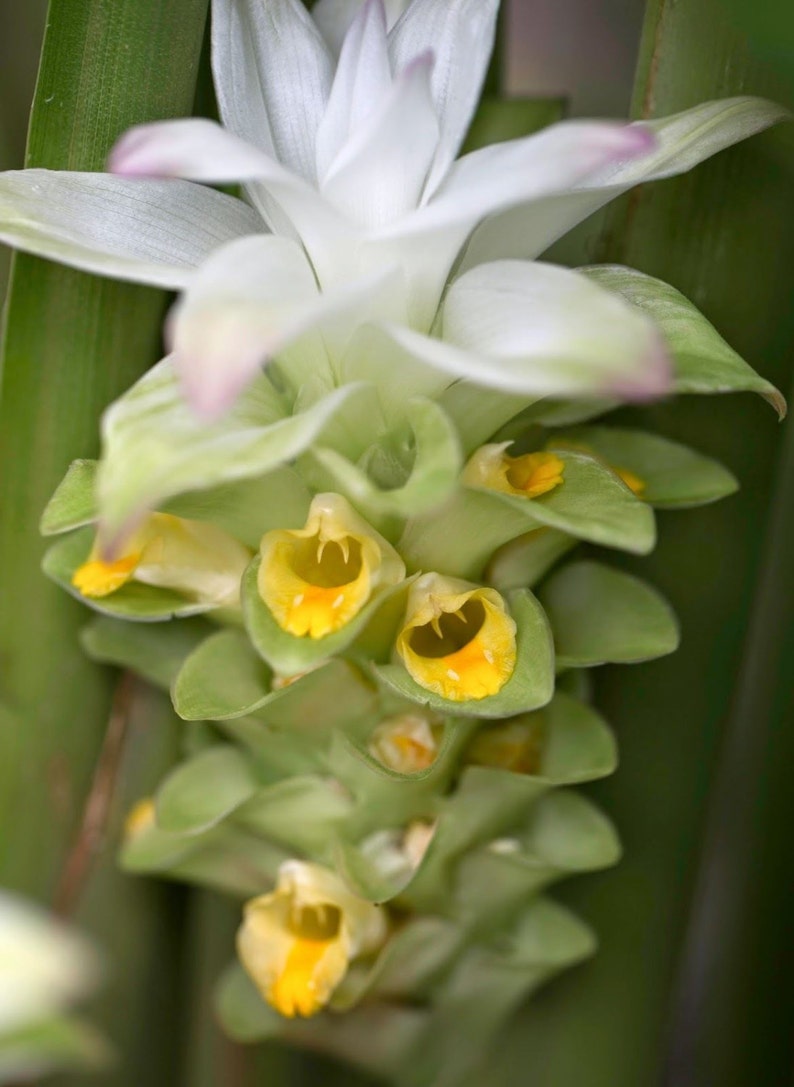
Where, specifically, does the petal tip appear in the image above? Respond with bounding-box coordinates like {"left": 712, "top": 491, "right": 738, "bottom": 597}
{"left": 609, "top": 336, "right": 673, "bottom": 402}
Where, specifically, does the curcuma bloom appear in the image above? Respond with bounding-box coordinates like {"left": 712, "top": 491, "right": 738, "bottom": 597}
{"left": 237, "top": 861, "right": 387, "bottom": 1018}
{"left": 21, "top": 0, "right": 790, "bottom": 1080}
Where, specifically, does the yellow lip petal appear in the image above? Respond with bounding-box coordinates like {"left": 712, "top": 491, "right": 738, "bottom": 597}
{"left": 72, "top": 554, "right": 140, "bottom": 598}
{"left": 463, "top": 444, "right": 564, "bottom": 500}
{"left": 237, "top": 861, "right": 387, "bottom": 1020}
{"left": 396, "top": 574, "right": 517, "bottom": 702}
{"left": 258, "top": 494, "right": 405, "bottom": 640}
{"left": 267, "top": 935, "right": 347, "bottom": 1019}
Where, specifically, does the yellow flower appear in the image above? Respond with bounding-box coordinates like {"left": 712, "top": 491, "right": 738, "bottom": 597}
{"left": 257, "top": 494, "right": 405, "bottom": 639}
{"left": 396, "top": 574, "right": 517, "bottom": 701}
{"left": 72, "top": 513, "right": 251, "bottom": 607}
{"left": 465, "top": 713, "right": 547, "bottom": 775}
{"left": 463, "top": 443, "right": 565, "bottom": 499}
{"left": 237, "top": 861, "right": 387, "bottom": 1019}
{"left": 546, "top": 438, "right": 646, "bottom": 495}
{"left": 368, "top": 713, "right": 442, "bottom": 773}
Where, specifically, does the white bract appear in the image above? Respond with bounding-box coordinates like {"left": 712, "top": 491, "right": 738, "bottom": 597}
{"left": 0, "top": 0, "right": 785, "bottom": 420}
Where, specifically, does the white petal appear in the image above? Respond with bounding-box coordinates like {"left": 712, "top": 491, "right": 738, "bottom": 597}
{"left": 460, "top": 96, "right": 789, "bottom": 268}
{"left": 321, "top": 53, "right": 439, "bottom": 228}
{"left": 109, "top": 118, "right": 350, "bottom": 268}
{"left": 0, "top": 169, "right": 260, "bottom": 288}
{"left": 388, "top": 0, "right": 499, "bottom": 192}
{"left": 169, "top": 234, "right": 404, "bottom": 417}
{"left": 313, "top": 0, "right": 409, "bottom": 54}
{"left": 379, "top": 260, "right": 671, "bottom": 400}
{"left": 378, "top": 119, "right": 657, "bottom": 239}
{"left": 109, "top": 118, "right": 282, "bottom": 181}
{"left": 315, "top": 0, "right": 393, "bottom": 181}
{"left": 362, "top": 120, "right": 655, "bottom": 330}
{"left": 211, "top": 0, "right": 333, "bottom": 181}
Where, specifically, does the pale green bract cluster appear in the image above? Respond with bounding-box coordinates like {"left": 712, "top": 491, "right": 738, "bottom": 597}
{"left": 2, "top": 0, "right": 786, "bottom": 1081}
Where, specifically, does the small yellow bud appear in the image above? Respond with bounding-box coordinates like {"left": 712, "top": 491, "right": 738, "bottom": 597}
{"left": 237, "top": 861, "right": 387, "bottom": 1019}
{"left": 72, "top": 513, "right": 251, "bottom": 606}
{"left": 465, "top": 714, "right": 546, "bottom": 776}
{"left": 396, "top": 574, "right": 517, "bottom": 702}
{"left": 546, "top": 439, "right": 646, "bottom": 496}
{"left": 258, "top": 494, "right": 405, "bottom": 640}
{"left": 463, "top": 443, "right": 565, "bottom": 500}
{"left": 123, "top": 797, "right": 157, "bottom": 843}
{"left": 368, "top": 713, "right": 441, "bottom": 774}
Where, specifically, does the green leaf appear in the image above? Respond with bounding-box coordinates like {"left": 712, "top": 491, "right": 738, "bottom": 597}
{"left": 242, "top": 554, "right": 414, "bottom": 674}
{"left": 0, "top": 1014, "right": 110, "bottom": 1081}
{"left": 300, "top": 397, "right": 463, "bottom": 524}
{"left": 121, "top": 820, "right": 286, "bottom": 897}
{"left": 452, "top": 792, "right": 620, "bottom": 931}
{"left": 0, "top": 0, "right": 210, "bottom": 935}
{"left": 549, "top": 425, "right": 738, "bottom": 508}
{"left": 538, "top": 560, "right": 680, "bottom": 668}
{"left": 42, "top": 527, "right": 213, "bottom": 620}
{"left": 155, "top": 746, "right": 259, "bottom": 834}
{"left": 375, "top": 590, "right": 555, "bottom": 720}
{"left": 487, "top": 529, "right": 577, "bottom": 591}
{"left": 39, "top": 459, "right": 98, "bottom": 535}
{"left": 96, "top": 358, "right": 372, "bottom": 540}
{"left": 214, "top": 962, "right": 284, "bottom": 1044}
{"left": 164, "top": 467, "right": 312, "bottom": 549}
{"left": 465, "top": 691, "right": 617, "bottom": 787}
{"left": 80, "top": 614, "right": 211, "bottom": 689}
{"left": 583, "top": 266, "right": 786, "bottom": 417}
{"left": 519, "top": 789, "right": 622, "bottom": 872}
{"left": 41, "top": 457, "right": 312, "bottom": 549}
{"left": 534, "top": 692, "right": 618, "bottom": 784}
{"left": 436, "top": 382, "right": 532, "bottom": 456}
{"left": 172, "top": 628, "right": 377, "bottom": 729}
{"left": 463, "top": 97, "right": 567, "bottom": 153}
{"left": 233, "top": 776, "right": 355, "bottom": 858}
{"left": 403, "top": 767, "right": 549, "bottom": 912}
{"left": 334, "top": 917, "right": 466, "bottom": 1010}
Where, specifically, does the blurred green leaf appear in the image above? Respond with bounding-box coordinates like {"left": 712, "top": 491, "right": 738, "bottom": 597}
{"left": 538, "top": 560, "right": 680, "bottom": 668}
